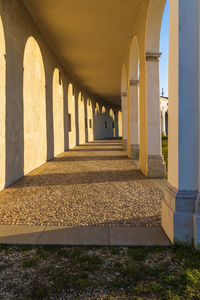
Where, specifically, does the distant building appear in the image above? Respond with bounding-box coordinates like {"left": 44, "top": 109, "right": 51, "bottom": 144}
{"left": 160, "top": 96, "right": 168, "bottom": 136}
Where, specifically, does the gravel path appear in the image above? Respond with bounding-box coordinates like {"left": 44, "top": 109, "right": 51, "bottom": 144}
{"left": 0, "top": 139, "right": 163, "bottom": 227}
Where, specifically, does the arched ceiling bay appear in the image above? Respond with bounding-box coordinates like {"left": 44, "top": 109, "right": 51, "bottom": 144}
{"left": 22, "top": 0, "right": 145, "bottom": 106}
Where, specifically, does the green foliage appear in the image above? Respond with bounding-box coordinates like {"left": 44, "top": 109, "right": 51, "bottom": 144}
{"left": 162, "top": 135, "right": 168, "bottom": 168}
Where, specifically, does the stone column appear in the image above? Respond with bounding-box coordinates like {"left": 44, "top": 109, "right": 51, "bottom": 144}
{"left": 129, "top": 80, "right": 140, "bottom": 159}
{"left": 121, "top": 92, "right": 127, "bottom": 150}
{"left": 161, "top": 110, "right": 166, "bottom": 136}
{"left": 162, "top": 0, "right": 200, "bottom": 248}
{"left": 146, "top": 53, "right": 166, "bottom": 178}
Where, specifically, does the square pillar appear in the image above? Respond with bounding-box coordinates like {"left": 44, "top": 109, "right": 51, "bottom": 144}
{"left": 162, "top": 0, "right": 200, "bottom": 248}
{"left": 145, "top": 53, "right": 166, "bottom": 178}
{"left": 129, "top": 80, "right": 140, "bottom": 159}
{"left": 121, "top": 92, "right": 127, "bottom": 150}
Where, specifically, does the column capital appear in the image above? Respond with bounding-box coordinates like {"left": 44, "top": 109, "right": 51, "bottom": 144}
{"left": 146, "top": 52, "right": 162, "bottom": 62}
{"left": 130, "top": 79, "right": 139, "bottom": 86}
{"left": 122, "top": 92, "right": 127, "bottom": 97}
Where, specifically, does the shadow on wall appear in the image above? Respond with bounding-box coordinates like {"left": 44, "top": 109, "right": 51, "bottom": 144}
{"left": 93, "top": 104, "right": 121, "bottom": 140}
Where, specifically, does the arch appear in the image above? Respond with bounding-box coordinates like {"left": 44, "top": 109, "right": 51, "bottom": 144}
{"left": 118, "top": 111, "right": 122, "bottom": 137}
{"left": 142, "top": 0, "right": 167, "bottom": 177}
{"left": 0, "top": 16, "right": 6, "bottom": 191}
{"left": 23, "top": 36, "right": 47, "bottom": 175}
{"left": 68, "top": 83, "right": 76, "bottom": 149}
{"left": 101, "top": 106, "right": 106, "bottom": 114}
{"left": 109, "top": 108, "right": 115, "bottom": 120}
{"left": 95, "top": 102, "right": 100, "bottom": 115}
{"left": 110, "top": 108, "right": 115, "bottom": 137}
{"left": 52, "top": 68, "right": 64, "bottom": 156}
{"left": 78, "top": 92, "right": 85, "bottom": 145}
{"left": 145, "top": 0, "right": 166, "bottom": 53}
{"left": 87, "top": 98, "right": 93, "bottom": 142}
{"left": 129, "top": 36, "right": 139, "bottom": 81}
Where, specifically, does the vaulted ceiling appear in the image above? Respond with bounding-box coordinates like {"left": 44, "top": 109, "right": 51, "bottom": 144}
{"left": 22, "top": 0, "right": 145, "bottom": 106}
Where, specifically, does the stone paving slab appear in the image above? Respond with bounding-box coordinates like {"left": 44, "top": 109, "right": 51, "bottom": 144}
{"left": 109, "top": 226, "right": 170, "bottom": 246}
{"left": 0, "top": 225, "right": 170, "bottom": 246}
{"left": 0, "top": 225, "right": 45, "bottom": 244}
{"left": 37, "top": 226, "right": 109, "bottom": 245}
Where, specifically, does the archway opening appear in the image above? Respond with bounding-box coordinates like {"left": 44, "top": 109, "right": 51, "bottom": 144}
{"left": 0, "top": 16, "right": 6, "bottom": 191}
{"left": 159, "top": 0, "right": 169, "bottom": 172}
{"left": 109, "top": 108, "right": 115, "bottom": 137}
{"left": 23, "top": 37, "right": 47, "bottom": 175}
{"left": 118, "top": 110, "right": 122, "bottom": 137}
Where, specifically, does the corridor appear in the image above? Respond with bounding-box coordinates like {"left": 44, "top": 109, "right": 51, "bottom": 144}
{"left": 0, "top": 139, "right": 163, "bottom": 228}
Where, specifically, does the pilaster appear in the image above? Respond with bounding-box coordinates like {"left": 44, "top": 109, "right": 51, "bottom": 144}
{"left": 145, "top": 52, "right": 166, "bottom": 178}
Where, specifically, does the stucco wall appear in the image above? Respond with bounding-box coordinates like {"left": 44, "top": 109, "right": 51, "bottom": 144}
{"left": 0, "top": 0, "right": 119, "bottom": 191}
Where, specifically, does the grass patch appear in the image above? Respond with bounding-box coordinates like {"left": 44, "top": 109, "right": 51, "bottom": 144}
{"left": 162, "top": 135, "right": 168, "bottom": 168}
{"left": 1, "top": 245, "right": 200, "bottom": 299}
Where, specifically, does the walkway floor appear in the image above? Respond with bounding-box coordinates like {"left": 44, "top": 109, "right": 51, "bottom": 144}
{"left": 0, "top": 139, "right": 170, "bottom": 246}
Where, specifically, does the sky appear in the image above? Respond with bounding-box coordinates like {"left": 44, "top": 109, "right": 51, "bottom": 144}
{"left": 159, "top": 0, "right": 169, "bottom": 97}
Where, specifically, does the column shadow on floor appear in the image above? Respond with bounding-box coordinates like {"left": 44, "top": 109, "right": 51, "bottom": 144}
{"left": 53, "top": 155, "right": 128, "bottom": 162}
{"left": 10, "top": 169, "right": 146, "bottom": 188}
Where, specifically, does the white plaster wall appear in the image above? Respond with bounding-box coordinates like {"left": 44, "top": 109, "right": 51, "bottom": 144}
{"left": 23, "top": 37, "right": 47, "bottom": 175}
{"left": 53, "top": 68, "right": 64, "bottom": 156}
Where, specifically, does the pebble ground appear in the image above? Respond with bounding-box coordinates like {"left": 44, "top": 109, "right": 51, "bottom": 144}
{"left": 0, "top": 139, "right": 163, "bottom": 227}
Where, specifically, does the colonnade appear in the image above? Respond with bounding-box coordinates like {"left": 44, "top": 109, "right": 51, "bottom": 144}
{"left": 121, "top": 0, "right": 200, "bottom": 248}
{"left": 0, "top": 1, "right": 122, "bottom": 194}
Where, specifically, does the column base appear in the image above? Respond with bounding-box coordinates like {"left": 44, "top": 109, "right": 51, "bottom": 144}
{"left": 194, "top": 214, "right": 200, "bottom": 250}
{"left": 123, "top": 139, "right": 127, "bottom": 151}
{"left": 162, "top": 183, "right": 198, "bottom": 245}
{"left": 147, "top": 155, "right": 166, "bottom": 178}
{"left": 130, "top": 144, "right": 139, "bottom": 159}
